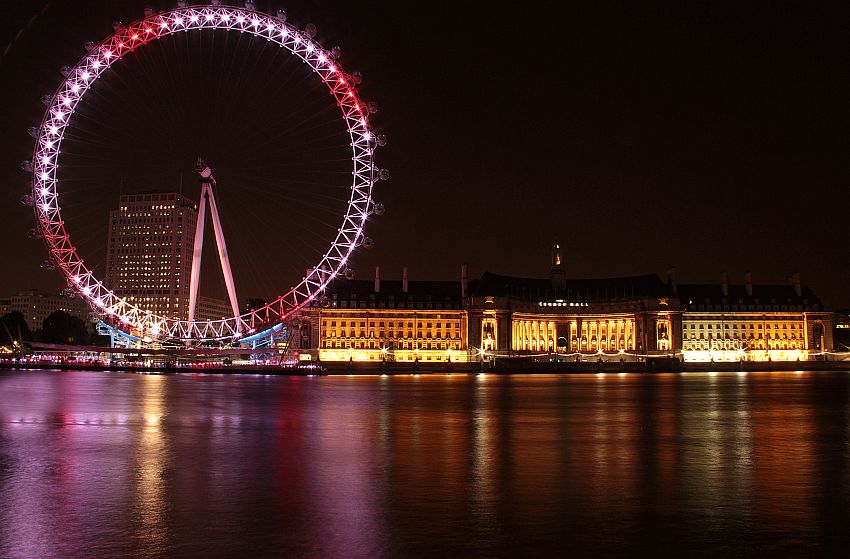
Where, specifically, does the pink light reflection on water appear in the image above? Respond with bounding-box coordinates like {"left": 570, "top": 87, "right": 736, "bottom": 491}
{"left": 0, "top": 370, "right": 849, "bottom": 557}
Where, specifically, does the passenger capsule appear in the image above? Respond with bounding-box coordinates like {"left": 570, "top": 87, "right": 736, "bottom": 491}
{"left": 344, "top": 268, "right": 355, "bottom": 280}
{"left": 60, "top": 65, "right": 72, "bottom": 77}
{"left": 20, "top": 194, "right": 34, "bottom": 207}
{"left": 305, "top": 23, "right": 317, "bottom": 37}
{"left": 362, "top": 237, "right": 374, "bottom": 249}
{"left": 367, "top": 101, "right": 378, "bottom": 114}
{"left": 84, "top": 40, "right": 96, "bottom": 52}
{"left": 27, "top": 127, "right": 39, "bottom": 139}
{"left": 377, "top": 133, "right": 387, "bottom": 147}
{"left": 276, "top": 9, "right": 287, "bottom": 21}
{"left": 331, "top": 45, "right": 342, "bottom": 59}
{"left": 41, "top": 260, "right": 56, "bottom": 271}
{"left": 27, "top": 227, "right": 42, "bottom": 239}
{"left": 352, "top": 71, "right": 363, "bottom": 85}
{"left": 21, "top": 160, "right": 33, "bottom": 173}
{"left": 112, "top": 22, "right": 124, "bottom": 32}
{"left": 373, "top": 203, "right": 385, "bottom": 216}
{"left": 378, "top": 168, "right": 390, "bottom": 181}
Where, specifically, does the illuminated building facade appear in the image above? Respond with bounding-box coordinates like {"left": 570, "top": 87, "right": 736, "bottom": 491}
{"left": 105, "top": 192, "right": 229, "bottom": 321}
{"left": 0, "top": 290, "right": 90, "bottom": 331}
{"left": 465, "top": 242, "right": 679, "bottom": 359}
{"left": 195, "top": 295, "right": 235, "bottom": 322}
{"left": 106, "top": 193, "right": 197, "bottom": 320}
{"left": 467, "top": 274, "right": 678, "bottom": 359}
{"left": 293, "top": 267, "right": 468, "bottom": 362}
{"left": 291, "top": 245, "right": 835, "bottom": 364}
{"left": 677, "top": 273, "right": 833, "bottom": 362}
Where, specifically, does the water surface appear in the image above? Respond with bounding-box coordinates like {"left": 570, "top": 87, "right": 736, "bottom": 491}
{"left": 1, "top": 370, "right": 849, "bottom": 558}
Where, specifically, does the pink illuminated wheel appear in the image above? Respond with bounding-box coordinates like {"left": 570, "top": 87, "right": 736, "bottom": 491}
{"left": 29, "top": 4, "right": 385, "bottom": 343}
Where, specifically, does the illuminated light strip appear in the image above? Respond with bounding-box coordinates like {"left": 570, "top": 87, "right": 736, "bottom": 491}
{"left": 30, "top": 5, "right": 380, "bottom": 343}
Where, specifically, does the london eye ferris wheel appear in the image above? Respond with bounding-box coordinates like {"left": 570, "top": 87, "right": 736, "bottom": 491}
{"left": 24, "top": 1, "right": 388, "bottom": 345}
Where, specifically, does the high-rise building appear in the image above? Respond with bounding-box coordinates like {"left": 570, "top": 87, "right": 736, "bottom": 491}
{"left": 106, "top": 193, "right": 199, "bottom": 320}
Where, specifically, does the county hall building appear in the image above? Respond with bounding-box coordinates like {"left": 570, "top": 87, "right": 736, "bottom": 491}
{"left": 290, "top": 243, "right": 833, "bottom": 363}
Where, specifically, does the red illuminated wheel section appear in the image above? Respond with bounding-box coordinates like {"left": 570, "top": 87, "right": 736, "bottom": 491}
{"left": 29, "top": 4, "right": 385, "bottom": 343}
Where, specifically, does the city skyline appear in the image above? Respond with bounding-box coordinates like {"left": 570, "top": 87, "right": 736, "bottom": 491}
{"left": 0, "top": 1, "right": 845, "bottom": 309}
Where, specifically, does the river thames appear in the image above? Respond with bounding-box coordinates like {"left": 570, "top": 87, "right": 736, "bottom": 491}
{"left": 1, "top": 369, "right": 848, "bottom": 558}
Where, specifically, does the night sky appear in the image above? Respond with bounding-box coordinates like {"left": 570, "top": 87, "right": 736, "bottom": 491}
{"left": 0, "top": 1, "right": 847, "bottom": 307}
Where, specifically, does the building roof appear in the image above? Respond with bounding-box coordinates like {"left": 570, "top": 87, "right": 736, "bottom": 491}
{"left": 321, "top": 278, "right": 464, "bottom": 309}
{"left": 470, "top": 272, "right": 671, "bottom": 301}
{"left": 317, "top": 273, "right": 828, "bottom": 312}
{"left": 120, "top": 191, "right": 197, "bottom": 201}
{"left": 677, "top": 283, "right": 824, "bottom": 311}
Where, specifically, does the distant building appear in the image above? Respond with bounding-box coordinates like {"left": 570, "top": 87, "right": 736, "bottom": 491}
{"left": 105, "top": 192, "right": 228, "bottom": 321}
{"left": 677, "top": 272, "right": 833, "bottom": 362}
{"left": 195, "top": 295, "right": 235, "bottom": 322}
{"left": 0, "top": 290, "right": 90, "bottom": 331}
{"left": 293, "top": 266, "right": 468, "bottom": 362}
{"left": 833, "top": 309, "right": 850, "bottom": 351}
{"left": 106, "top": 192, "right": 196, "bottom": 320}
{"left": 465, "top": 243, "right": 677, "bottom": 357}
{"left": 244, "top": 298, "right": 267, "bottom": 314}
{"left": 467, "top": 272, "right": 677, "bottom": 356}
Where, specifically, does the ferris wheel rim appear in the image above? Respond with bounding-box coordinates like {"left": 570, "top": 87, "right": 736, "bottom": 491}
{"left": 30, "top": 4, "right": 379, "bottom": 343}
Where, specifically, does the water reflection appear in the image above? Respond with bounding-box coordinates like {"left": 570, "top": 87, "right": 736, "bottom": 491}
{"left": 471, "top": 374, "right": 497, "bottom": 547}
{"left": 133, "top": 375, "right": 169, "bottom": 554}
{"left": 0, "top": 370, "right": 849, "bottom": 558}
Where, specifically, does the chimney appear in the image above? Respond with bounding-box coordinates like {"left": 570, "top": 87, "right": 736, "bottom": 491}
{"left": 402, "top": 266, "right": 408, "bottom": 294}
{"left": 461, "top": 264, "right": 468, "bottom": 300}
{"left": 666, "top": 267, "right": 677, "bottom": 293}
{"left": 721, "top": 271, "right": 728, "bottom": 297}
{"left": 792, "top": 272, "right": 801, "bottom": 297}
{"left": 374, "top": 266, "right": 380, "bottom": 293}
{"left": 745, "top": 271, "right": 753, "bottom": 297}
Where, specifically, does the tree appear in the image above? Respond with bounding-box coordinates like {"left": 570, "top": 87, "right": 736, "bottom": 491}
{"left": 1, "top": 312, "right": 32, "bottom": 346}
{"left": 42, "top": 311, "right": 89, "bottom": 345}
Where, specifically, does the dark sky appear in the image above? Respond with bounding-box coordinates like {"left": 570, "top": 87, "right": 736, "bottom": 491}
{"left": 1, "top": 1, "right": 848, "bottom": 307}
